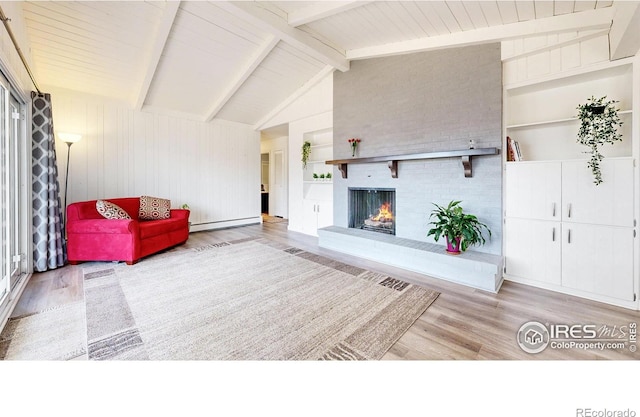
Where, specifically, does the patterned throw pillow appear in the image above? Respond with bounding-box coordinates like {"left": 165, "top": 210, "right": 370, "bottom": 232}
{"left": 139, "top": 196, "right": 171, "bottom": 220}
{"left": 96, "top": 200, "right": 132, "bottom": 220}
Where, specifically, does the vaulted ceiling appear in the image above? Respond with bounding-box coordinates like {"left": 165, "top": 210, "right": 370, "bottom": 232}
{"left": 18, "top": 1, "right": 635, "bottom": 130}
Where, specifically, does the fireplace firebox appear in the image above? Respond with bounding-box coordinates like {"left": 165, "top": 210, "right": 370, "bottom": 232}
{"left": 348, "top": 188, "right": 396, "bottom": 235}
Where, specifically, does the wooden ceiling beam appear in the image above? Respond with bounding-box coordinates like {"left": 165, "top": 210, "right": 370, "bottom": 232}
{"left": 132, "top": 0, "right": 180, "bottom": 110}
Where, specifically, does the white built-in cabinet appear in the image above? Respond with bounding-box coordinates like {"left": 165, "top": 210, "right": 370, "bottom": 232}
{"left": 503, "top": 58, "right": 639, "bottom": 310}
{"left": 302, "top": 129, "right": 333, "bottom": 236}
{"left": 505, "top": 159, "right": 635, "bottom": 304}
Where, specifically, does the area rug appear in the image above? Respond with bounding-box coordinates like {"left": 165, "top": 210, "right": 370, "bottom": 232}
{"left": 84, "top": 237, "right": 439, "bottom": 360}
{"left": 0, "top": 302, "right": 87, "bottom": 360}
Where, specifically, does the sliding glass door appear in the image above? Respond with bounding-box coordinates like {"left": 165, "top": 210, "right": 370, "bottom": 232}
{"left": 0, "top": 70, "right": 24, "bottom": 316}
{"left": 0, "top": 78, "right": 7, "bottom": 305}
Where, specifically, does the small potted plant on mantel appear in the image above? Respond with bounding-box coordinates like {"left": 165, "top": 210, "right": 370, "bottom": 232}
{"left": 427, "top": 200, "right": 491, "bottom": 255}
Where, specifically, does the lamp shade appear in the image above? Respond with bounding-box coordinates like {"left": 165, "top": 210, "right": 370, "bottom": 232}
{"left": 58, "top": 133, "right": 82, "bottom": 144}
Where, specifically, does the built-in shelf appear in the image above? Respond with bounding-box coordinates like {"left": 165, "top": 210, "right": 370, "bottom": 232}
{"left": 507, "top": 109, "right": 632, "bottom": 130}
{"left": 325, "top": 147, "right": 499, "bottom": 178}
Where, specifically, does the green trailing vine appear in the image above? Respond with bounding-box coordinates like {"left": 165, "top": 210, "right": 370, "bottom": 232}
{"left": 576, "top": 96, "right": 623, "bottom": 185}
{"left": 302, "top": 141, "right": 311, "bottom": 169}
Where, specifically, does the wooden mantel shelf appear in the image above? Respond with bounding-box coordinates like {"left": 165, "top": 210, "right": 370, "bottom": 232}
{"left": 325, "top": 147, "right": 499, "bottom": 179}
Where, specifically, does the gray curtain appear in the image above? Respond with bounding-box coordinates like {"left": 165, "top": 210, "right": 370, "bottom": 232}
{"left": 31, "top": 92, "right": 66, "bottom": 272}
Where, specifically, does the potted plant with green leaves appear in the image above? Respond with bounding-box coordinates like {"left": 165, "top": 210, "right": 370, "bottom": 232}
{"left": 180, "top": 204, "right": 191, "bottom": 231}
{"left": 302, "top": 141, "right": 311, "bottom": 169}
{"left": 576, "top": 96, "right": 624, "bottom": 185}
{"left": 326, "top": 172, "right": 332, "bottom": 181}
{"left": 427, "top": 200, "right": 491, "bottom": 255}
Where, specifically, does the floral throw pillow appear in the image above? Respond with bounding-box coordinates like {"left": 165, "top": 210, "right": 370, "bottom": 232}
{"left": 139, "top": 196, "right": 171, "bottom": 220}
{"left": 96, "top": 200, "right": 131, "bottom": 220}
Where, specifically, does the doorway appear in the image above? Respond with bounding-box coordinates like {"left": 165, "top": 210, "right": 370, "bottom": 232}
{"left": 261, "top": 153, "right": 269, "bottom": 214}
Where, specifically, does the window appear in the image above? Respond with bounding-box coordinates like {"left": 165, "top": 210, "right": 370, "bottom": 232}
{"left": 0, "top": 68, "right": 26, "bottom": 324}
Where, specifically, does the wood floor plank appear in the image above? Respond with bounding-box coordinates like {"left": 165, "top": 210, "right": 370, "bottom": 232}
{"left": 8, "top": 221, "right": 640, "bottom": 360}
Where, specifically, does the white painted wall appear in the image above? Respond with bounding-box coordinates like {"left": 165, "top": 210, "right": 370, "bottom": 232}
{"left": 260, "top": 74, "right": 333, "bottom": 130}
{"left": 49, "top": 87, "right": 261, "bottom": 231}
{"left": 502, "top": 31, "right": 610, "bottom": 85}
{"left": 258, "top": 72, "right": 334, "bottom": 234}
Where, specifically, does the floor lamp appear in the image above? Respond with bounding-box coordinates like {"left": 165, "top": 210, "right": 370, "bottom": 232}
{"left": 58, "top": 133, "right": 81, "bottom": 227}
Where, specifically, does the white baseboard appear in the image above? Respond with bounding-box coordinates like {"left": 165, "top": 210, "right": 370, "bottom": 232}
{"left": 189, "top": 217, "right": 261, "bottom": 232}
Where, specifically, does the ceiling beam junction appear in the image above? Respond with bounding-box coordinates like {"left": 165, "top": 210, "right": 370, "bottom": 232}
{"left": 217, "top": 1, "right": 349, "bottom": 72}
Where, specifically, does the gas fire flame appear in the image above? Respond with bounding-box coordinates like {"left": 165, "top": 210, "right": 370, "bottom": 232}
{"left": 371, "top": 202, "right": 393, "bottom": 222}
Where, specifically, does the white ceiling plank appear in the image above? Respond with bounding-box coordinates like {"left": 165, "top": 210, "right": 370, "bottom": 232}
{"left": 462, "top": 1, "right": 489, "bottom": 29}
{"left": 497, "top": 1, "right": 519, "bottom": 24}
{"left": 554, "top": 1, "right": 576, "bottom": 15}
{"left": 205, "top": 36, "right": 280, "bottom": 122}
{"left": 414, "top": 2, "right": 451, "bottom": 35}
{"left": 288, "top": 1, "right": 371, "bottom": 27}
{"left": 515, "top": 1, "right": 536, "bottom": 21}
{"left": 446, "top": 2, "right": 476, "bottom": 31}
{"left": 534, "top": 1, "right": 555, "bottom": 18}
{"left": 217, "top": 1, "right": 349, "bottom": 72}
{"left": 574, "top": 1, "right": 597, "bottom": 13}
{"left": 430, "top": 2, "right": 463, "bottom": 33}
{"left": 480, "top": 2, "right": 505, "bottom": 26}
{"left": 347, "top": 6, "right": 614, "bottom": 60}
{"left": 254, "top": 65, "right": 335, "bottom": 130}
{"left": 596, "top": 1, "right": 614, "bottom": 8}
{"left": 400, "top": 2, "right": 440, "bottom": 36}
{"left": 133, "top": 0, "right": 180, "bottom": 110}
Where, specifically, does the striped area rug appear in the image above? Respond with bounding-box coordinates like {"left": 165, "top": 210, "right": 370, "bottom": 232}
{"left": 83, "top": 237, "right": 439, "bottom": 360}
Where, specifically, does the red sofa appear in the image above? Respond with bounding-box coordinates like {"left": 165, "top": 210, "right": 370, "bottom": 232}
{"left": 66, "top": 197, "right": 190, "bottom": 265}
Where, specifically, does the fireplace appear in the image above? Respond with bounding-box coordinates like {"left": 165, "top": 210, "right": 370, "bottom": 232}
{"left": 348, "top": 188, "right": 396, "bottom": 235}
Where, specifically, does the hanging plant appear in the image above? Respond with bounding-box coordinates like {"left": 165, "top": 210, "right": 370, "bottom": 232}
{"left": 576, "top": 96, "right": 623, "bottom": 185}
{"left": 302, "top": 141, "right": 311, "bottom": 169}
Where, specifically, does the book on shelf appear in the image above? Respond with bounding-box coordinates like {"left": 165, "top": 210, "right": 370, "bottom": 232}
{"left": 506, "top": 136, "right": 522, "bottom": 161}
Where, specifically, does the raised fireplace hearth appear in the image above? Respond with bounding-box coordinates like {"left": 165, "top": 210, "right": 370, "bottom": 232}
{"left": 348, "top": 188, "right": 395, "bottom": 235}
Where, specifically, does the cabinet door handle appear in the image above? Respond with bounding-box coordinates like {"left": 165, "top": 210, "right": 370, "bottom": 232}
{"left": 567, "top": 203, "right": 572, "bottom": 218}
{"left": 552, "top": 227, "right": 555, "bottom": 242}
{"left": 317, "top": 205, "right": 320, "bottom": 213}
{"left": 552, "top": 203, "right": 556, "bottom": 217}
{"left": 567, "top": 229, "right": 571, "bottom": 244}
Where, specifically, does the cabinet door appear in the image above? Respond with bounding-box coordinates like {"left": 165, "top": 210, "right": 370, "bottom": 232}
{"left": 562, "top": 159, "right": 634, "bottom": 226}
{"left": 561, "top": 223, "right": 635, "bottom": 301}
{"left": 316, "top": 201, "right": 333, "bottom": 230}
{"left": 505, "top": 162, "right": 561, "bottom": 221}
{"left": 504, "top": 218, "right": 561, "bottom": 285}
{"left": 302, "top": 199, "right": 319, "bottom": 236}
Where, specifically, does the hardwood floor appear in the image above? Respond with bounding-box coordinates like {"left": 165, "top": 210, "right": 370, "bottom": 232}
{"left": 9, "top": 221, "right": 640, "bottom": 360}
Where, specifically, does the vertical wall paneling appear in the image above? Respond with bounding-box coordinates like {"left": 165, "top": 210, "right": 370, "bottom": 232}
{"left": 50, "top": 88, "right": 260, "bottom": 232}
